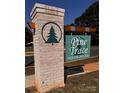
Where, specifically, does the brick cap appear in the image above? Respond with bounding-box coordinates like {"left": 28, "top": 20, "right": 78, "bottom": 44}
{"left": 30, "top": 3, "right": 65, "bottom": 17}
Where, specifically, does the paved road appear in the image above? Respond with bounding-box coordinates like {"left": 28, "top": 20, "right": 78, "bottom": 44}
{"left": 25, "top": 56, "right": 34, "bottom": 66}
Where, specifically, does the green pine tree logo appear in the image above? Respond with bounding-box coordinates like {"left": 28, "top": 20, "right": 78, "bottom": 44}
{"left": 46, "top": 26, "right": 58, "bottom": 45}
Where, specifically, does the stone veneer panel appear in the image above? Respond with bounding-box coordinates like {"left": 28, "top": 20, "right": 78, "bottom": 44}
{"left": 30, "top": 3, "right": 65, "bottom": 93}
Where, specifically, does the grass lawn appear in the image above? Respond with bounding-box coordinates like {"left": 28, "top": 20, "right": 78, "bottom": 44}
{"left": 47, "top": 71, "right": 99, "bottom": 93}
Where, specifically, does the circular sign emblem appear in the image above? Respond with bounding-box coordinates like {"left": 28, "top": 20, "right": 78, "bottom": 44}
{"left": 41, "top": 22, "right": 62, "bottom": 45}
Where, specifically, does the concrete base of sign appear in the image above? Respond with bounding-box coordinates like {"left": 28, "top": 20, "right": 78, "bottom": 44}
{"left": 30, "top": 3, "right": 65, "bottom": 93}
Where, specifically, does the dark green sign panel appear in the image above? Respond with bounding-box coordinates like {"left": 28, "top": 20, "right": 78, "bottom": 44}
{"left": 65, "top": 35, "right": 91, "bottom": 61}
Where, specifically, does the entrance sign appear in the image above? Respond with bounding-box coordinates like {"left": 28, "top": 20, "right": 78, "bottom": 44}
{"left": 30, "top": 3, "right": 65, "bottom": 93}
{"left": 65, "top": 35, "right": 91, "bottom": 61}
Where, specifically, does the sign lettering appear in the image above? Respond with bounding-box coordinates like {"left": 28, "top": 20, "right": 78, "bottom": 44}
{"left": 65, "top": 35, "right": 91, "bottom": 61}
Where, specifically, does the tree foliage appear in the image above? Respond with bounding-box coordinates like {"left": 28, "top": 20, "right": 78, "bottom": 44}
{"left": 75, "top": 1, "right": 99, "bottom": 32}
{"left": 25, "top": 27, "right": 33, "bottom": 45}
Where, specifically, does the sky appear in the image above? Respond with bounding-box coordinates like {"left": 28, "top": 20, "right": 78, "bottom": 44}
{"left": 25, "top": 0, "right": 96, "bottom": 26}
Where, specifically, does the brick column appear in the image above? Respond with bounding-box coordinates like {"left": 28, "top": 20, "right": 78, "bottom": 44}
{"left": 30, "top": 3, "right": 65, "bottom": 93}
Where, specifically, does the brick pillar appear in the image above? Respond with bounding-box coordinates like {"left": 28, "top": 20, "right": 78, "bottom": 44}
{"left": 30, "top": 3, "right": 65, "bottom": 93}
